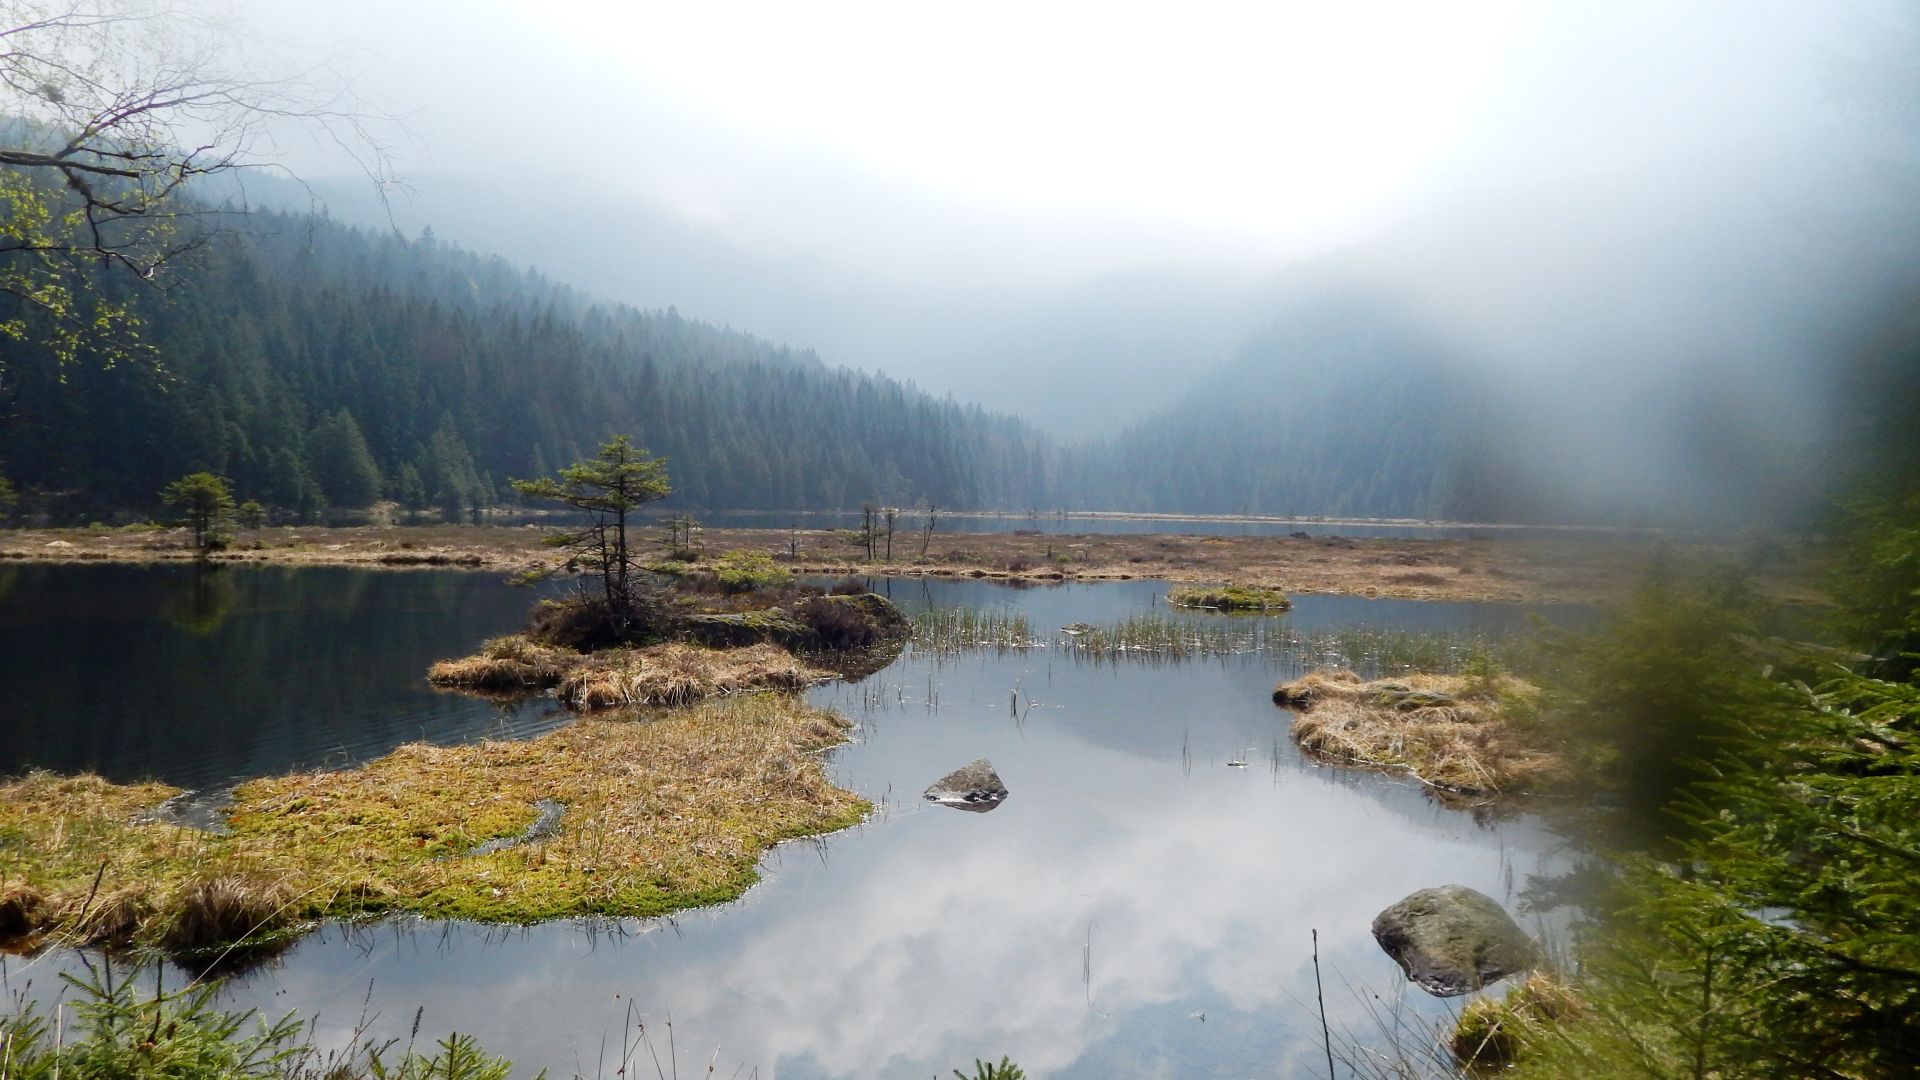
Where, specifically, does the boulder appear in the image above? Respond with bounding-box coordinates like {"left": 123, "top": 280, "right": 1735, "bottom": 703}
{"left": 1371, "top": 885, "right": 1537, "bottom": 996}
{"left": 924, "top": 758, "right": 1010, "bottom": 813}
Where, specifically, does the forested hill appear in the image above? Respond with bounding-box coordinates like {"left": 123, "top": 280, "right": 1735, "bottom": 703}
{"left": 1058, "top": 289, "right": 1498, "bottom": 521}
{"left": 0, "top": 210, "right": 1054, "bottom": 518}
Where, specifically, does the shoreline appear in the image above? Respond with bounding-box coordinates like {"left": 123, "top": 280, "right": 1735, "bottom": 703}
{"left": 0, "top": 523, "right": 1827, "bottom": 607}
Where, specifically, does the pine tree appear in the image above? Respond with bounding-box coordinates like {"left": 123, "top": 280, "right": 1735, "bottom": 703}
{"left": 160, "top": 473, "right": 236, "bottom": 551}
{"left": 513, "top": 436, "right": 670, "bottom": 622}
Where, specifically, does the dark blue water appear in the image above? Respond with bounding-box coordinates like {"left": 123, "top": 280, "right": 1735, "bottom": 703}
{"left": 0, "top": 562, "right": 562, "bottom": 789}
{"left": 2, "top": 566, "right": 1582, "bottom": 1078}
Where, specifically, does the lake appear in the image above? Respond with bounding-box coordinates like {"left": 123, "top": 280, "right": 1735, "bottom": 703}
{"left": 0, "top": 563, "right": 1584, "bottom": 1077}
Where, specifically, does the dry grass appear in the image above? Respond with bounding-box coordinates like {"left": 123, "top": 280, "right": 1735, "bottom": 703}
{"left": 431, "top": 636, "right": 830, "bottom": 710}
{"left": 0, "top": 522, "right": 1831, "bottom": 606}
{"left": 557, "top": 642, "right": 828, "bottom": 708}
{"left": 1275, "top": 669, "right": 1558, "bottom": 796}
{"left": 1450, "top": 972, "right": 1586, "bottom": 1072}
{"left": 0, "top": 695, "right": 866, "bottom": 953}
{"left": 426, "top": 635, "right": 574, "bottom": 690}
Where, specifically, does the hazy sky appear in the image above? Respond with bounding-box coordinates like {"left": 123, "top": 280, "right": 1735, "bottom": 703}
{"left": 200, "top": 0, "right": 1919, "bottom": 447}
{"left": 235, "top": 0, "right": 1905, "bottom": 278}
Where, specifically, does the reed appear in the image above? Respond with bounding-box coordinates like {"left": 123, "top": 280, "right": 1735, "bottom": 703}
{"left": 911, "top": 607, "right": 1508, "bottom": 676}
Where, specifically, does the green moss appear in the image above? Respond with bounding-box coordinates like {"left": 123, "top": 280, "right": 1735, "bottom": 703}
{"left": 1167, "top": 584, "right": 1292, "bottom": 611}
{"left": 0, "top": 696, "right": 868, "bottom": 953}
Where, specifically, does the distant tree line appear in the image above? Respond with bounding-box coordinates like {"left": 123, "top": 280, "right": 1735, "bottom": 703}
{"left": 0, "top": 205, "right": 1055, "bottom": 521}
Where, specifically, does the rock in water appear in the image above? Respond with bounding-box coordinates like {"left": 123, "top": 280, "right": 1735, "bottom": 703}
{"left": 1371, "top": 885, "right": 1538, "bottom": 996}
{"left": 924, "top": 758, "right": 1010, "bottom": 813}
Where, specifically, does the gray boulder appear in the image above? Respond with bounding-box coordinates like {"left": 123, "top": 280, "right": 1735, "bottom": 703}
{"left": 924, "top": 758, "right": 1009, "bottom": 813}
{"left": 1371, "top": 885, "right": 1537, "bottom": 996}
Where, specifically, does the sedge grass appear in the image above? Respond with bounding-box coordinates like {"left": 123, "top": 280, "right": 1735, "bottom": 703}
{"left": 431, "top": 636, "right": 831, "bottom": 709}
{"left": 0, "top": 695, "right": 867, "bottom": 954}
{"left": 1275, "top": 670, "right": 1557, "bottom": 796}
{"left": 912, "top": 607, "right": 1508, "bottom": 676}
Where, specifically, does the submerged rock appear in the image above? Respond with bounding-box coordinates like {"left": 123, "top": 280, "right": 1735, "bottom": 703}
{"left": 1371, "top": 885, "right": 1537, "bottom": 996}
{"left": 924, "top": 758, "right": 1010, "bottom": 813}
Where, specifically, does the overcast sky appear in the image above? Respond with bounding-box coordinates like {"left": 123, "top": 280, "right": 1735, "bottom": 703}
{"left": 190, "top": 0, "right": 1920, "bottom": 451}
{"left": 230, "top": 1, "right": 1906, "bottom": 277}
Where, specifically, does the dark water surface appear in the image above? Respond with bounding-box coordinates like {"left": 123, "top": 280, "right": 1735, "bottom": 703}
{"left": 3, "top": 565, "right": 1582, "bottom": 1078}
{"left": 0, "top": 562, "right": 559, "bottom": 789}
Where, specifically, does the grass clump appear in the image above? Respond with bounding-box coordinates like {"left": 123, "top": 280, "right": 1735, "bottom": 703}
{"left": 1448, "top": 973, "right": 1585, "bottom": 1072}
{"left": 0, "top": 964, "right": 527, "bottom": 1079}
{"left": 556, "top": 641, "right": 828, "bottom": 708}
{"left": 713, "top": 549, "right": 792, "bottom": 593}
{"left": 0, "top": 695, "right": 867, "bottom": 952}
{"left": 1168, "top": 583, "right": 1292, "bottom": 611}
{"left": 432, "top": 637, "right": 829, "bottom": 710}
{"left": 1275, "top": 669, "right": 1555, "bottom": 796}
{"left": 426, "top": 635, "right": 574, "bottom": 691}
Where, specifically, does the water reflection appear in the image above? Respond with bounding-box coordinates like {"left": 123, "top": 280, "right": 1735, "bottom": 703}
{"left": 3, "top": 567, "right": 1581, "bottom": 1077}
{"left": 0, "top": 563, "right": 558, "bottom": 789}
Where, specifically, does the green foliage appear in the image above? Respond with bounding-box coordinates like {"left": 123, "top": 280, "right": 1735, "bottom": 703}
{"left": 514, "top": 436, "right": 670, "bottom": 615}
{"left": 310, "top": 409, "right": 384, "bottom": 508}
{"left": 0, "top": 467, "right": 16, "bottom": 522}
{"left": 661, "top": 513, "right": 703, "bottom": 560}
{"left": 952, "top": 1057, "right": 1025, "bottom": 1080}
{"left": 235, "top": 500, "right": 267, "bottom": 529}
{"left": 0, "top": 964, "right": 533, "bottom": 1080}
{"left": 1826, "top": 489, "right": 1920, "bottom": 680}
{"left": 1, "top": 965, "right": 305, "bottom": 1080}
{"left": 0, "top": 207, "right": 1058, "bottom": 520}
{"left": 365, "top": 1034, "right": 520, "bottom": 1080}
{"left": 1166, "top": 584, "right": 1292, "bottom": 611}
{"left": 160, "top": 472, "right": 236, "bottom": 552}
{"left": 1505, "top": 489, "right": 1920, "bottom": 1078}
{"left": 0, "top": 163, "right": 154, "bottom": 375}
{"left": 713, "top": 550, "right": 791, "bottom": 593}
{"left": 1524, "top": 557, "right": 1782, "bottom": 847}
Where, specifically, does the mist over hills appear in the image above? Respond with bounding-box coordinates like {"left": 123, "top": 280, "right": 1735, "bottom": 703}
{"left": 5, "top": 121, "right": 1916, "bottom": 529}
{"left": 265, "top": 172, "right": 1270, "bottom": 440}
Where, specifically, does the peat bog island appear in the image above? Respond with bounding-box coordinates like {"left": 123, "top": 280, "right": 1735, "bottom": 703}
{"left": 2, "top": 4, "right": 1919, "bottom": 1078}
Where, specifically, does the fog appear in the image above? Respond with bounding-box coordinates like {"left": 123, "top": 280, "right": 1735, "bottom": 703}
{"left": 213, "top": 0, "right": 1917, "bottom": 500}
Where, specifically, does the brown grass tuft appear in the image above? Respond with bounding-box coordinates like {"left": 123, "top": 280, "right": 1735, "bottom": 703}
{"left": 70, "top": 887, "right": 152, "bottom": 947}
{"left": 556, "top": 642, "right": 829, "bottom": 710}
{"left": 0, "top": 884, "right": 45, "bottom": 944}
{"left": 427, "top": 634, "right": 573, "bottom": 690}
{"left": 1275, "top": 670, "right": 1557, "bottom": 796}
{"left": 1450, "top": 972, "right": 1586, "bottom": 1071}
{"left": 160, "top": 875, "right": 296, "bottom": 954}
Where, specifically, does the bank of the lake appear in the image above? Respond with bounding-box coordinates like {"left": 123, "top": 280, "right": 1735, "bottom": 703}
{"left": 0, "top": 521, "right": 1829, "bottom": 605}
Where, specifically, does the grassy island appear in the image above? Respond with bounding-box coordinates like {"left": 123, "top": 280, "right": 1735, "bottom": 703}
{"left": 1273, "top": 669, "right": 1554, "bottom": 796}
{"left": 1168, "top": 583, "right": 1292, "bottom": 611}
{"left": 0, "top": 695, "right": 866, "bottom": 960}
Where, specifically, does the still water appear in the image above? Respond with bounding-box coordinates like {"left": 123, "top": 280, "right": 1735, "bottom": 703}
{"left": 1, "top": 564, "right": 1581, "bottom": 1078}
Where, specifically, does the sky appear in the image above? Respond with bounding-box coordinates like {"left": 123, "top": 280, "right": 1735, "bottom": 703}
{"left": 199, "top": 0, "right": 1919, "bottom": 441}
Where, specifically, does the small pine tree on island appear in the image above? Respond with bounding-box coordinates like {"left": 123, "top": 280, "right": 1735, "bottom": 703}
{"left": 512, "top": 436, "right": 671, "bottom": 629}
{"left": 160, "top": 473, "right": 236, "bottom": 552}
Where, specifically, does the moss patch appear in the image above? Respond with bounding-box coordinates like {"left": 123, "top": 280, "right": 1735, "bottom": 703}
{"left": 0, "top": 695, "right": 867, "bottom": 955}
{"left": 1275, "top": 670, "right": 1556, "bottom": 796}
{"left": 1168, "top": 584, "right": 1292, "bottom": 611}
